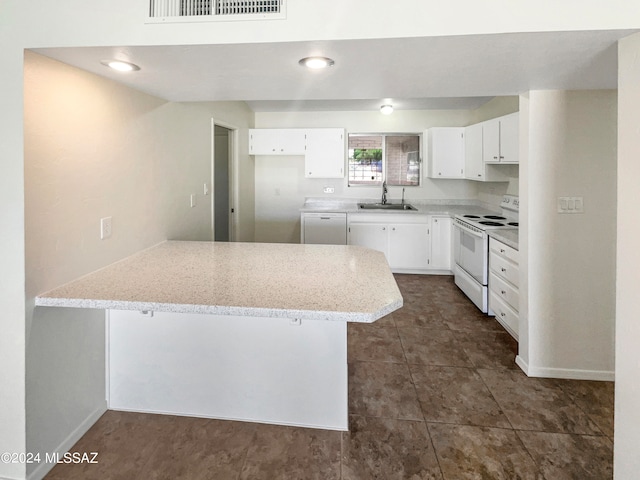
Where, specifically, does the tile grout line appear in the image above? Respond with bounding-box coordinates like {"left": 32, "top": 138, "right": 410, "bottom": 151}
{"left": 396, "top": 300, "right": 447, "bottom": 480}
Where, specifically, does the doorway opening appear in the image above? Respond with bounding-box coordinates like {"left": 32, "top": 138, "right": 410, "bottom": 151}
{"left": 212, "top": 122, "right": 235, "bottom": 242}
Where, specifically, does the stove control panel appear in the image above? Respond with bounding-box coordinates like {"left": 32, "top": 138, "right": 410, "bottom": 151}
{"left": 500, "top": 195, "right": 519, "bottom": 212}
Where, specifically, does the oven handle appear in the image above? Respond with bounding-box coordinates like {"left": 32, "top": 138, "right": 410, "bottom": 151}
{"left": 453, "top": 218, "right": 484, "bottom": 238}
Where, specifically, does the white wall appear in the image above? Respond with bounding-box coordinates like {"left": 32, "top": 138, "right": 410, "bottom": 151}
{"left": 200, "top": 101, "right": 256, "bottom": 243}
{"left": 23, "top": 52, "right": 241, "bottom": 478}
{"left": 614, "top": 32, "right": 640, "bottom": 480}
{"left": 519, "top": 89, "right": 617, "bottom": 379}
{"left": 0, "top": 44, "right": 27, "bottom": 480}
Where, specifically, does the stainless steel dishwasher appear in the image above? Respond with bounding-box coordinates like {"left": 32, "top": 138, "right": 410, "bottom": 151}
{"left": 301, "top": 212, "right": 347, "bottom": 245}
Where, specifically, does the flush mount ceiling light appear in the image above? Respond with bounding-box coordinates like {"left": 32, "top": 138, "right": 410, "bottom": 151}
{"left": 380, "top": 104, "right": 394, "bottom": 115}
{"left": 298, "top": 56, "right": 335, "bottom": 69}
{"left": 100, "top": 60, "right": 140, "bottom": 72}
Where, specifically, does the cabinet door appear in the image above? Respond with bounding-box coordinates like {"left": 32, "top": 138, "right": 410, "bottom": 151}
{"left": 482, "top": 118, "right": 501, "bottom": 163}
{"left": 249, "top": 129, "right": 278, "bottom": 155}
{"left": 388, "top": 223, "right": 429, "bottom": 269}
{"left": 464, "top": 123, "right": 484, "bottom": 180}
{"left": 279, "top": 129, "right": 307, "bottom": 155}
{"left": 348, "top": 223, "right": 388, "bottom": 258}
{"left": 498, "top": 113, "right": 519, "bottom": 163}
{"left": 427, "top": 128, "right": 465, "bottom": 178}
{"left": 249, "top": 129, "right": 306, "bottom": 155}
{"left": 429, "top": 216, "right": 452, "bottom": 270}
{"left": 305, "top": 129, "right": 345, "bottom": 178}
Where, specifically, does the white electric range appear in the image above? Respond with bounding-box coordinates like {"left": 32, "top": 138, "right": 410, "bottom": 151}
{"left": 452, "top": 195, "right": 519, "bottom": 312}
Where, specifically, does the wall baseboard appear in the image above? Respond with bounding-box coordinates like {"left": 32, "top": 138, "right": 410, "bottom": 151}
{"left": 516, "top": 355, "right": 614, "bottom": 381}
{"left": 27, "top": 402, "right": 107, "bottom": 480}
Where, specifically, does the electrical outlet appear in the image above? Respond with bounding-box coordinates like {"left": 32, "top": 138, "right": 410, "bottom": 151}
{"left": 323, "top": 186, "right": 335, "bottom": 194}
{"left": 100, "top": 217, "right": 112, "bottom": 240}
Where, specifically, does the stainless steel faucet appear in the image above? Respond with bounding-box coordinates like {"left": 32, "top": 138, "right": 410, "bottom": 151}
{"left": 381, "top": 181, "right": 388, "bottom": 205}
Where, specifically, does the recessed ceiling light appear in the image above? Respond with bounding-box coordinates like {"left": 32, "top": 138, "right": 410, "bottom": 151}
{"left": 380, "top": 104, "right": 394, "bottom": 115}
{"left": 298, "top": 56, "right": 335, "bottom": 69}
{"left": 101, "top": 60, "right": 140, "bottom": 72}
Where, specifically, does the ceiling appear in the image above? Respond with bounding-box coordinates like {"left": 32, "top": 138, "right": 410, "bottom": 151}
{"left": 32, "top": 29, "right": 637, "bottom": 112}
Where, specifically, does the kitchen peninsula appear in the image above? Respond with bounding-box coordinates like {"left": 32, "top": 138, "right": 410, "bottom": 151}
{"left": 35, "top": 241, "right": 403, "bottom": 431}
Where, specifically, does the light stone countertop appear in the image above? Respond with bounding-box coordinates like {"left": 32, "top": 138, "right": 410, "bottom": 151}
{"left": 299, "top": 198, "right": 499, "bottom": 217}
{"left": 489, "top": 229, "right": 519, "bottom": 250}
{"left": 35, "top": 241, "right": 403, "bottom": 323}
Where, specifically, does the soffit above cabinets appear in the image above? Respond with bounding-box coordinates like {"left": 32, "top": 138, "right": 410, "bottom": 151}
{"left": 30, "top": 29, "right": 636, "bottom": 111}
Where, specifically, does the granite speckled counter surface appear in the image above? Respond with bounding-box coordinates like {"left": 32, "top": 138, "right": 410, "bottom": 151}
{"left": 488, "top": 229, "right": 519, "bottom": 250}
{"left": 35, "top": 241, "right": 402, "bottom": 323}
{"left": 300, "top": 197, "right": 499, "bottom": 217}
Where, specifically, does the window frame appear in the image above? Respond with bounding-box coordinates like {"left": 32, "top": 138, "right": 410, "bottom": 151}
{"left": 347, "top": 132, "right": 422, "bottom": 187}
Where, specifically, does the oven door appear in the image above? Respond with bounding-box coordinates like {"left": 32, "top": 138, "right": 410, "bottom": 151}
{"left": 453, "top": 219, "right": 488, "bottom": 285}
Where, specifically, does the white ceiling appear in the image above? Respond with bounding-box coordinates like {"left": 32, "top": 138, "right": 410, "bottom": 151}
{"left": 32, "top": 29, "right": 636, "bottom": 112}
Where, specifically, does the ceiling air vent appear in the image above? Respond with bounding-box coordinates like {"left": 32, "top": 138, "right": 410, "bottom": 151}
{"left": 148, "top": 0, "right": 286, "bottom": 23}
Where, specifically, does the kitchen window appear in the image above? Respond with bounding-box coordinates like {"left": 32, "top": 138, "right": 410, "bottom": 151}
{"left": 348, "top": 133, "right": 421, "bottom": 187}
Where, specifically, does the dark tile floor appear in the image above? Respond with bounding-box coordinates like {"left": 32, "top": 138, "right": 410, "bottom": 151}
{"left": 46, "top": 274, "right": 614, "bottom": 479}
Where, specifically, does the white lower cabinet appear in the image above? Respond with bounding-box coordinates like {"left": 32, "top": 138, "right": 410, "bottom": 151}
{"left": 388, "top": 223, "right": 430, "bottom": 269}
{"left": 488, "top": 237, "right": 519, "bottom": 340}
{"left": 429, "top": 216, "right": 452, "bottom": 270}
{"left": 348, "top": 222, "right": 389, "bottom": 254}
{"left": 347, "top": 213, "right": 451, "bottom": 273}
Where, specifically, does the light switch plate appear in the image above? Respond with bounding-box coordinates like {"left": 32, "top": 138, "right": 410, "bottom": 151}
{"left": 557, "top": 196, "right": 584, "bottom": 214}
{"left": 100, "top": 216, "right": 112, "bottom": 240}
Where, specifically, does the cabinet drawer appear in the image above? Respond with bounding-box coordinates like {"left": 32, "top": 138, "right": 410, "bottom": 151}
{"left": 489, "top": 290, "right": 519, "bottom": 340}
{"left": 489, "top": 252, "right": 519, "bottom": 287}
{"left": 489, "top": 271, "right": 519, "bottom": 312}
{"left": 490, "top": 238, "right": 518, "bottom": 264}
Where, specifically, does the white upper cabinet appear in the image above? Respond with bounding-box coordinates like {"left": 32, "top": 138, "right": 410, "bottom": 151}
{"left": 464, "top": 123, "right": 484, "bottom": 181}
{"left": 464, "top": 122, "right": 511, "bottom": 182}
{"left": 483, "top": 112, "right": 519, "bottom": 164}
{"left": 249, "top": 129, "right": 306, "bottom": 155}
{"left": 305, "top": 128, "right": 345, "bottom": 178}
{"left": 249, "top": 128, "right": 345, "bottom": 178}
{"left": 426, "top": 127, "right": 465, "bottom": 179}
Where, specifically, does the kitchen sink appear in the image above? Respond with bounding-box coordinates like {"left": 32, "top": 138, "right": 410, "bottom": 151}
{"left": 358, "top": 203, "right": 417, "bottom": 211}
